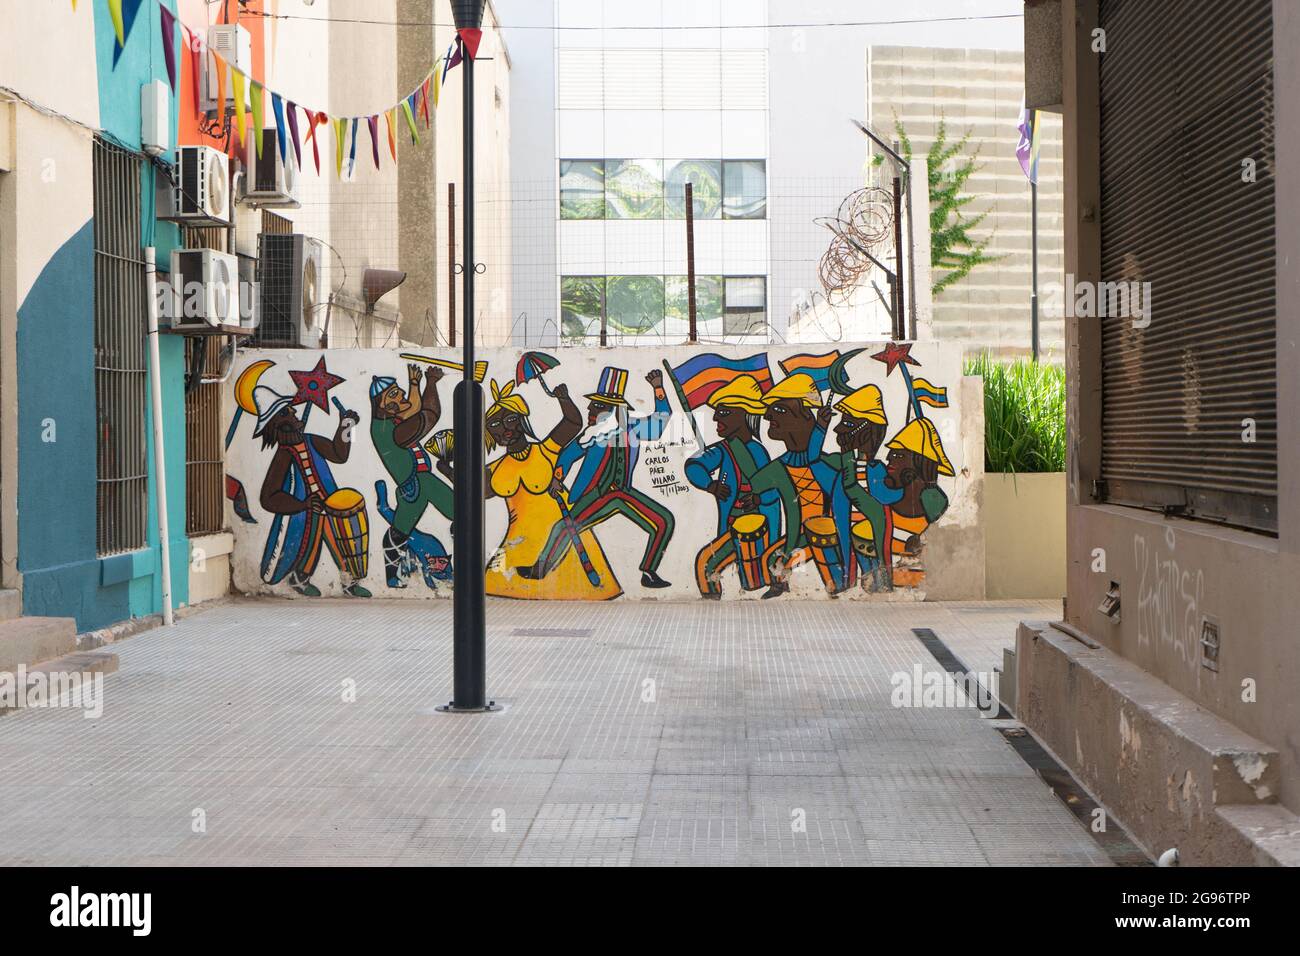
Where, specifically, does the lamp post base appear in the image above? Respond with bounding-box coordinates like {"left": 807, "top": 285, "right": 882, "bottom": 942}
{"left": 434, "top": 700, "right": 503, "bottom": 714}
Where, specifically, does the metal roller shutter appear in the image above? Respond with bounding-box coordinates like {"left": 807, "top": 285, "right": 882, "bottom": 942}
{"left": 1097, "top": 0, "right": 1277, "bottom": 533}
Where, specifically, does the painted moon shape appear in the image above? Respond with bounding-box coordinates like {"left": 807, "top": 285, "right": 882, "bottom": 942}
{"left": 235, "top": 360, "right": 275, "bottom": 415}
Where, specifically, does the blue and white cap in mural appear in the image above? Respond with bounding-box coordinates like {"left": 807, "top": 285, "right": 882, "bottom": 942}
{"left": 252, "top": 385, "right": 294, "bottom": 436}
{"left": 370, "top": 375, "right": 398, "bottom": 399}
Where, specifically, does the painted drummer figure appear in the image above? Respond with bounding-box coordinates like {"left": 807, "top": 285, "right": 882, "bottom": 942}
{"left": 253, "top": 385, "right": 371, "bottom": 598}
{"left": 736, "top": 373, "right": 853, "bottom": 599}
{"left": 685, "top": 374, "right": 782, "bottom": 599}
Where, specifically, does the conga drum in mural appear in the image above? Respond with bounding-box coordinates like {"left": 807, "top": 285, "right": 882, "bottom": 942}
{"left": 729, "top": 513, "right": 770, "bottom": 591}
{"left": 805, "top": 516, "right": 844, "bottom": 593}
{"left": 850, "top": 519, "right": 877, "bottom": 560}
{"left": 322, "top": 488, "right": 370, "bottom": 582}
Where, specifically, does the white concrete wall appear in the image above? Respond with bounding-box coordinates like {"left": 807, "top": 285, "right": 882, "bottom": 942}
{"left": 223, "top": 341, "right": 977, "bottom": 601}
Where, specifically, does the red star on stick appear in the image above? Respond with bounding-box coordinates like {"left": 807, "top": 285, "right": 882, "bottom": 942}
{"left": 289, "top": 357, "right": 345, "bottom": 412}
{"left": 870, "top": 342, "right": 921, "bottom": 376}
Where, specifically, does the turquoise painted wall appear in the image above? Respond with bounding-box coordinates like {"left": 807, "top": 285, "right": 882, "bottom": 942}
{"left": 17, "top": 0, "right": 191, "bottom": 630}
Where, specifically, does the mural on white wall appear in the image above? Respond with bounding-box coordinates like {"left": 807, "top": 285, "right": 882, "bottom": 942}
{"left": 224, "top": 344, "right": 962, "bottom": 601}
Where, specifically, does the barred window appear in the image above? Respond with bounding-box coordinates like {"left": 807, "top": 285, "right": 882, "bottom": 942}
{"left": 93, "top": 137, "right": 148, "bottom": 556}
{"left": 181, "top": 227, "right": 228, "bottom": 537}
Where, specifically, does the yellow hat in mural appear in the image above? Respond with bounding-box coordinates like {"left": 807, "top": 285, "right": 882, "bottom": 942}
{"left": 707, "top": 374, "right": 766, "bottom": 414}
{"left": 833, "top": 384, "right": 886, "bottom": 424}
{"left": 887, "top": 417, "right": 955, "bottom": 476}
{"left": 762, "top": 372, "right": 820, "bottom": 408}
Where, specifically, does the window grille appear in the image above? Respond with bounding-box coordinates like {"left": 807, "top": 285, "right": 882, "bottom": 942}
{"left": 93, "top": 137, "right": 148, "bottom": 556}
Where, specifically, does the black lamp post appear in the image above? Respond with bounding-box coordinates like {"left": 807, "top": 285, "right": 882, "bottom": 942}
{"left": 440, "top": 0, "right": 496, "bottom": 713}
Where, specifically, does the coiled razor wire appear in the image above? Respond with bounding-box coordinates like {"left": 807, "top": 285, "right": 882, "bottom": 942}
{"left": 815, "top": 186, "right": 895, "bottom": 305}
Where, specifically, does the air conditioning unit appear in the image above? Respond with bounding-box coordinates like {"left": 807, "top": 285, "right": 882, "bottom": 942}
{"left": 242, "top": 132, "right": 299, "bottom": 206}
{"left": 237, "top": 254, "right": 260, "bottom": 330}
{"left": 256, "top": 233, "right": 323, "bottom": 346}
{"left": 201, "top": 24, "right": 252, "bottom": 114}
{"left": 168, "top": 248, "right": 240, "bottom": 330}
{"left": 157, "top": 145, "right": 230, "bottom": 225}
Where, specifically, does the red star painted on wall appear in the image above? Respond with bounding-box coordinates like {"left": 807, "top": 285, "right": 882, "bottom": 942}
{"left": 870, "top": 342, "right": 921, "bottom": 376}
{"left": 289, "top": 357, "right": 345, "bottom": 412}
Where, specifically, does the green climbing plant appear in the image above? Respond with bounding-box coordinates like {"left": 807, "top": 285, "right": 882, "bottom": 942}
{"left": 879, "top": 117, "right": 1001, "bottom": 296}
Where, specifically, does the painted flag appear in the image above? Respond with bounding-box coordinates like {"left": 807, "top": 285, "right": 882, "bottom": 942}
{"left": 286, "top": 101, "right": 303, "bottom": 169}
{"left": 271, "top": 93, "right": 288, "bottom": 164}
{"left": 1017, "top": 102, "right": 1042, "bottom": 184}
{"left": 159, "top": 6, "right": 178, "bottom": 91}
{"left": 401, "top": 97, "right": 420, "bottom": 145}
{"left": 230, "top": 69, "right": 246, "bottom": 146}
{"left": 668, "top": 353, "right": 773, "bottom": 410}
{"left": 910, "top": 377, "right": 949, "bottom": 409}
{"left": 250, "top": 81, "right": 265, "bottom": 159}
{"left": 367, "top": 115, "right": 380, "bottom": 170}
{"left": 778, "top": 350, "right": 841, "bottom": 393}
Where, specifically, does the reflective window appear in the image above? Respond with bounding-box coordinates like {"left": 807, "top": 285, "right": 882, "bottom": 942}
{"left": 605, "top": 160, "right": 664, "bottom": 219}
{"left": 559, "top": 159, "right": 605, "bottom": 220}
{"left": 723, "top": 276, "right": 767, "bottom": 336}
{"left": 723, "top": 159, "right": 767, "bottom": 219}
{"left": 560, "top": 275, "right": 605, "bottom": 341}
{"left": 664, "top": 160, "right": 722, "bottom": 219}
{"left": 605, "top": 275, "right": 665, "bottom": 334}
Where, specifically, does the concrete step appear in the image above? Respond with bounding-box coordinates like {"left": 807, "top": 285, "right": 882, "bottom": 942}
{"left": 0, "top": 649, "right": 118, "bottom": 718}
{"left": 0, "top": 589, "right": 19, "bottom": 621}
{"left": 1216, "top": 805, "right": 1300, "bottom": 867}
{"left": 0, "top": 616, "right": 78, "bottom": 673}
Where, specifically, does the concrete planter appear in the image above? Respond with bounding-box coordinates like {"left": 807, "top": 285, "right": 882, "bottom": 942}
{"left": 983, "top": 472, "right": 1065, "bottom": 599}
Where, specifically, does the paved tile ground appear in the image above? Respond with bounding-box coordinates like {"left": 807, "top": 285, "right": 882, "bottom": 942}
{"left": 0, "top": 597, "right": 1107, "bottom": 866}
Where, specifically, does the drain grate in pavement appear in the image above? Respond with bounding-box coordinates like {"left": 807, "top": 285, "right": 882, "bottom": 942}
{"left": 912, "top": 627, "right": 1151, "bottom": 867}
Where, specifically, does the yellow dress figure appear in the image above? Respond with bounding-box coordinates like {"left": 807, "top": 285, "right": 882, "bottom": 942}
{"left": 479, "top": 381, "right": 622, "bottom": 601}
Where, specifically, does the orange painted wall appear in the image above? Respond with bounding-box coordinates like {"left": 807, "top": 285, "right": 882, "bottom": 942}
{"left": 176, "top": 0, "right": 267, "bottom": 157}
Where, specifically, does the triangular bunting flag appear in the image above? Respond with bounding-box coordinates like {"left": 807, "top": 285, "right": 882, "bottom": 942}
{"left": 401, "top": 98, "right": 420, "bottom": 146}
{"left": 367, "top": 115, "right": 380, "bottom": 170}
{"left": 443, "top": 40, "right": 462, "bottom": 83}
{"left": 420, "top": 77, "right": 432, "bottom": 127}
{"left": 250, "top": 82, "right": 265, "bottom": 159}
{"left": 271, "top": 93, "right": 288, "bottom": 164}
{"left": 347, "top": 117, "right": 359, "bottom": 177}
{"left": 106, "top": 0, "right": 125, "bottom": 47}
{"left": 159, "top": 6, "right": 178, "bottom": 91}
{"left": 287, "top": 101, "right": 303, "bottom": 169}
{"left": 458, "top": 27, "right": 483, "bottom": 60}
{"left": 111, "top": 0, "right": 144, "bottom": 66}
{"left": 384, "top": 109, "right": 397, "bottom": 162}
{"left": 212, "top": 51, "right": 228, "bottom": 128}
{"left": 304, "top": 109, "right": 324, "bottom": 174}
{"left": 184, "top": 27, "right": 200, "bottom": 114}
{"left": 230, "top": 69, "right": 247, "bottom": 146}
{"left": 432, "top": 60, "right": 442, "bottom": 107}
{"left": 333, "top": 117, "right": 346, "bottom": 177}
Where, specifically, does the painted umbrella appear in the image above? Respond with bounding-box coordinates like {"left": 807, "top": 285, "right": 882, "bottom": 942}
{"left": 515, "top": 351, "right": 560, "bottom": 396}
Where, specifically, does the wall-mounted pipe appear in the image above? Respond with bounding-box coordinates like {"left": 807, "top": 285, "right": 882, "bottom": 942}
{"left": 144, "top": 247, "right": 174, "bottom": 626}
